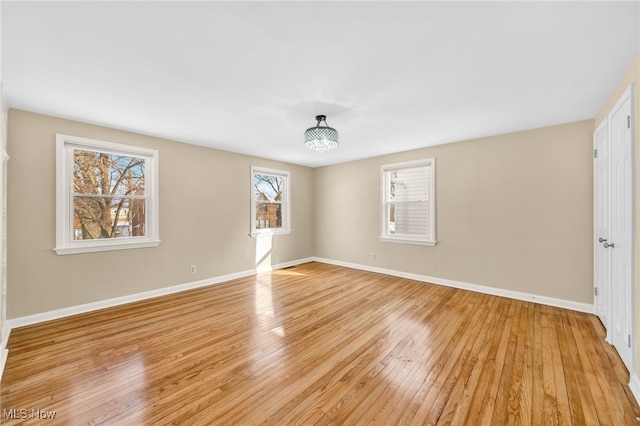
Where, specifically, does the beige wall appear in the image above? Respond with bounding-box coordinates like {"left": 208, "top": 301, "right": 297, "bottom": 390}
{"left": 594, "top": 55, "right": 640, "bottom": 381}
{"left": 3, "top": 110, "right": 597, "bottom": 316}
{"left": 315, "top": 120, "right": 594, "bottom": 303}
{"left": 6, "top": 109, "right": 315, "bottom": 318}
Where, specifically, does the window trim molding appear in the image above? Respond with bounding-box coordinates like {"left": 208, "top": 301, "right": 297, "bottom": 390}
{"left": 54, "top": 134, "right": 160, "bottom": 255}
{"left": 380, "top": 158, "right": 436, "bottom": 246}
{"left": 250, "top": 165, "right": 291, "bottom": 237}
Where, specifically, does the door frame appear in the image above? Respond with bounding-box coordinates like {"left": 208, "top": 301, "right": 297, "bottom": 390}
{"left": 593, "top": 118, "right": 610, "bottom": 341}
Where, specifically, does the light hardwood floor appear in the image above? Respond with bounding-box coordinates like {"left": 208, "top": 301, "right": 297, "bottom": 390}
{"left": 1, "top": 262, "right": 639, "bottom": 425}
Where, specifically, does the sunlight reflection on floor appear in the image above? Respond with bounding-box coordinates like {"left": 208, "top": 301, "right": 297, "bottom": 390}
{"left": 255, "top": 273, "right": 285, "bottom": 338}
{"left": 255, "top": 235, "right": 272, "bottom": 272}
{"left": 272, "top": 269, "right": 305, "bottom": 276}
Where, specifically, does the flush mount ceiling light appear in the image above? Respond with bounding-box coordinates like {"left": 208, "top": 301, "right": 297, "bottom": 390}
{"left": 304, "top": 115, "right": 339, "bottom": 152}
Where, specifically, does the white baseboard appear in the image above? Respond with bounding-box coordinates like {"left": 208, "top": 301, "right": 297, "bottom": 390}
{"left": 7, "top": 257, "right": 314, "bottom": 330}
{"left": 5, "top": 256, "right": 593, "bottom": 330}
{"left": 1, "top": 322, "right": 9, "bottom": 350}
{"left": 630, "top": 374, "right": 640, "bottom": 407}
{"left": 0, "top": 255, "right": 595, "bottom": 381}
{"left": 0, "top": 323, "right": 9, "bottom": 381}
{"left": 0, "top": 348, "right": 7, "bottom": 382}
{"left": 312, "top": 257, "right": 594, "bottom": 314}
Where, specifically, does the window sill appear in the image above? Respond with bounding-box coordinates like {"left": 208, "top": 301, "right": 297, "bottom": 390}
{"left": 380, "top": 237, "right": 437, "bottom": 247}
{"left": 250, "top": 229, "right": 291, "bottom": 238}
{"left": 54, "top": 240, "right": 161, "bottom": 255}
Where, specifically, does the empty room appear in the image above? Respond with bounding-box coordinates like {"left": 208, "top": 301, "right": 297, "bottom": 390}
{"left": 1, "top": 1, "right": 640, "bottom": 424}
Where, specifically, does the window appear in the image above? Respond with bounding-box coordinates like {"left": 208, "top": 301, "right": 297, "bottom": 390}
{"left": 381, "top": 158, "right": 436, "bottom": 246}
{"left": 55, "top": 134, "right": 160, "bottom": 255}
{"left": 251, "top": 166, "right": 290, "bottom": 236}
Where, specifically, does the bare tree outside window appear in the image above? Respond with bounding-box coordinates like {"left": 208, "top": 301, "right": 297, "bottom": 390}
{"left": 249, "top": 166, "right": 290, "bottom": 236}
{"left": 73, "top": 150, "right": 147, "bottom": 240}
{"left": 55, "top": 134, "right": 159, "bottom": 255}
{"left": 253, "top": 173, "right": 283, "bottom": 229}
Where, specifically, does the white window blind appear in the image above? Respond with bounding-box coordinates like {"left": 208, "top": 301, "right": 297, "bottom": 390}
{"left": 381, "top": 158, "right": 435, "bottom": 246}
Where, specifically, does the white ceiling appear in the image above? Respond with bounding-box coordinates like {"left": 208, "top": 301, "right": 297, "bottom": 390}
{"left": 2, "top": 1, "right": 638, "bottom": 167}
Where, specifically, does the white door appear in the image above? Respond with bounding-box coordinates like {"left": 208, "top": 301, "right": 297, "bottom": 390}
{"left": 608, "top": 88, "right": 634, "bottom": 370}
{"left": 594, "top": 120, "right": 610, "bottom": 337}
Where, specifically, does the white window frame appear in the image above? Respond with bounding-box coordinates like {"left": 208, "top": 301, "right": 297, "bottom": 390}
{"left": 55, "top": 134, "right": 160, "bottom": 255}
{"left": 380, "top": 158, "right": 436, "bottom": 246}
{"left": 250, "top": 166, "right": 291, "bottom": 237}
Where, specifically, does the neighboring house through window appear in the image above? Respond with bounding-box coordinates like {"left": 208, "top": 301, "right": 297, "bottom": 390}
{"left": 381, "top": 158, "right": 436, "bottom": 246}
{"left": 251, "top": 166, "right": 290, "bottom": 236}
{"left": 55, "top": 134, "right": 160, "bottom": 255}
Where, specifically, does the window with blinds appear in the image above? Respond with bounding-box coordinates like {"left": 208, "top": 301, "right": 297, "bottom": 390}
{"left": 381, "top": 158, "right": 436, "bottom": 246}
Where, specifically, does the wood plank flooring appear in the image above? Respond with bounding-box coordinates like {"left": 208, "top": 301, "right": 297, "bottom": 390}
{"left": 1, "top": 262, "right": 638, "bottom": 425}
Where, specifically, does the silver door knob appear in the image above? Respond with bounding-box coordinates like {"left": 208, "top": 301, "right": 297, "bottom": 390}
{"left": 599, "top": 237, "right": 607, "bottom": 243}
{"left": 604, "top": 242, "right": 615, "bottom": 248}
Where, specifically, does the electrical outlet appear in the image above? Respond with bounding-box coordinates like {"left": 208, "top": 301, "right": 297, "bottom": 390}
{"left": 370, "top": 253, "right": 376, "bottom": 261}
{"left": 189, "top": 265, "right": 197, "bottom": 274}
